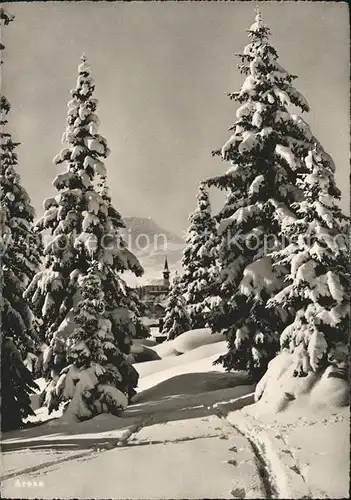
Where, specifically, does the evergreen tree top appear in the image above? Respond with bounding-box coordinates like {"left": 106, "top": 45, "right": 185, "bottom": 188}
{"left": 0, "top": 6, "right": 42, "bottom": 397}
{"left": 194, "top": 183, "right": 211, "bottom": 214}
{"left": 0, "top": 8, "right": 14, "bottom": 55}
{"left": 184, "top": 183, "right": 217, "bottom": 249}
{"left": 181, "top": 182, "right": 219, "bottom": 323}
{"left": 206, "top": 8, "right": 334, "bottom": 212}
{"left": 247, "top": 7, "right": 270, "bottom": 42}
{"left": 228, "top": 7, "right": 308, "bottom": 112}
{"left": 278, "top": 147, "right": 349, "bottom": 258}
{"left": 0, "top": 8, "right": 15, "bottom": 25}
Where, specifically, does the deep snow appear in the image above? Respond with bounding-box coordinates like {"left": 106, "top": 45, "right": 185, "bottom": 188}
{"left": 1, "top": 330, "right": 349, "bottom": 499}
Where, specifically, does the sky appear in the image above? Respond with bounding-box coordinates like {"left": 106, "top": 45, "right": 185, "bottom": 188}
{"left": 2, "top": 1, "right": 349, "bottom": 236}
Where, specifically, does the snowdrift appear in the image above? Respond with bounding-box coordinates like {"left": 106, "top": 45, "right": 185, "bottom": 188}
{"left": 255, "top": 349, "right": 349, "bottom": 414}
{"left": 135, "top": 341, "right": 227, "bottom": 379}
{"left": 152, "top": 340, "right": 182, "bottom": 358}
{"left": 130, "top": 329, "right": 226, "bottom": 363}
{"left": 134, "top": 370, "right": 251, "bottom": 403}
{"left": 172, "top": 328, "right": 225, "bottom": 353}
{"left": 135, "top": 343, "right": 230, "bottom": 396}
{"left": 153, "top": 328, "right": 225, "bottom": 358}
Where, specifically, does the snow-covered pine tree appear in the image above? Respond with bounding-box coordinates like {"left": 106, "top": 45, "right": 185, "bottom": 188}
{"left": 162, "top": 273, "right": 190, "bottom": 340}
{"left": 0, "top": 204, "right": 10, "bottom": 260}
{"left": 181, "top": 183, "right": 220, "bottom": 328}
{"left": 0, "top": 107, "right": 42, "bottom": 352}
{"left": 268, "top": 147, "right": 350, "bottom": 377}
{"left": 0, "top": 8, "right": 41, "bottom": 431}
{"left": 25, "top": 56, "right": 143, "bottom": 418}
{"left": 124, "top": 284, "right": 149, "bottom": 339}
{"left": 53, "top": 266, "right": 131, "bottom": 420}
{"left": 0, "top": 207, "right": 36, "bottom": 433}
{"left": 207, "top": 8, "right": 334, "bottom": 380}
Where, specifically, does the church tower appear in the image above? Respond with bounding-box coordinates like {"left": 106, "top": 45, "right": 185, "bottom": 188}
{"left": 163, "top": 257, "right": 170, "bottom": 288}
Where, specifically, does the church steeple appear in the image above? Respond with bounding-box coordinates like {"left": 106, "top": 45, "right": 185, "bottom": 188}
{"left": 163, "top": 257, "right": 170, "bottom": 288}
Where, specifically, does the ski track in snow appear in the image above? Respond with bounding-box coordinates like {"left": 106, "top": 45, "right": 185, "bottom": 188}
{"left": 3, "top": 394, "right": 341, "bottom": 499}
{"left": 2, "top": 400, "right": 273, "bottom": 499}
{"left": 212, "top": 405, "right": 276, "bottom": 499}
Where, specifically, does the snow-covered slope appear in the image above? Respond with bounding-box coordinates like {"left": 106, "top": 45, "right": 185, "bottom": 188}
{"left": 3, "top": 335, "right": 348, "bottom": 499}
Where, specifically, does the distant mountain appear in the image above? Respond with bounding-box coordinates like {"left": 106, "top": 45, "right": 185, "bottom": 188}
{"left": 122, "top": 217, "right": 185, "bottom": 286}
{"left": 123, "top": 217, "right": 184, "bottom": 249}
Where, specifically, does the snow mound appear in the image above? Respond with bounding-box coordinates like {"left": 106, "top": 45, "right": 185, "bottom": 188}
{"left": 153, "top": 341, "right": 182, "bottom": 358}
{"left": 173, "top": 328, "right": 225, "bottom": 353}
{"left": 309, "top": 368, "right": 350, "bottom": 408}
{"left": 153, "top": 328, "right": 225, "bottom": 358}
{"left": 135, "top": 344, "right": 229, "bottom": 395}
{"left": 134, "top": 370, "right": 250, "bottom": 403}
{"left": 255, "top": 350, "right": 349, "bottom": 413}
{"left": 135, "top": 341, "right": 227, "bottom": 379}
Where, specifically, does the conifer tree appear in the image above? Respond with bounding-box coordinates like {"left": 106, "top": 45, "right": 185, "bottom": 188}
{"left": 53, "top": 266, "right": 132, "bottom": 419}
{"left": 0, "top": 8, "right": 41, "bottom": 430}
{"left": 268, "top": 147, "right": 350, "bottom": 377}
{"left": 181, "top": 183, "right": 220, "bottom": 328}
{"left": 162, "top": 274, "right": 190, "bottom": 340}
{"left": 25, "top": 56, "right": 143, "bottom": 418}
{"left": 207, "top": 8, "right": 335, "bottom": 380}
{"left": 124, "top": 284, "right": 149, "bottom": 339}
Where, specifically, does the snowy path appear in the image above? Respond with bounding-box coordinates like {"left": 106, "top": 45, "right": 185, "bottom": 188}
{"left": 1, "top": 390, "right": 270, "bottom": 499}
{"left": 3, "top": 365, "right": 347, "bottom": 499}
{"left": 3, "top": 388, "right": 346, "bottom": 499}
{"left": 4, "top": 343, "right": 347, "bottom": 500}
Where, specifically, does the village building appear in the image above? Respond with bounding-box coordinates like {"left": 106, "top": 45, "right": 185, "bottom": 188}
{"left": 136, "top": 258, "right": 170, "bottom": 325}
